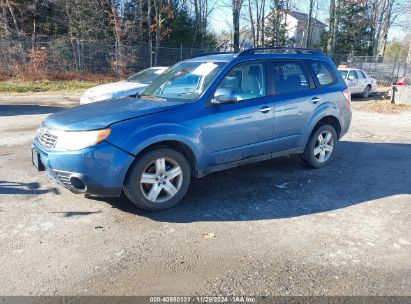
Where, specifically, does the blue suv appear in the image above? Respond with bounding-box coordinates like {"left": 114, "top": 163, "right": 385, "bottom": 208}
{"left": 32, "top": 48, "right": 352, "bottom": 210}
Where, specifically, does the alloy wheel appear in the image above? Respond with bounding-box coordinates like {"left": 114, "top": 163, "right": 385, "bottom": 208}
{"left": 313, "top": 131, "right": 334, "bottom": 163}
{"left": 139, "top": 157, "right": 183, "bottom": 203}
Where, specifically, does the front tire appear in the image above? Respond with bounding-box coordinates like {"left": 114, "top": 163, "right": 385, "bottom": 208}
{"left": 124, "top": 148, "right": 191, "bottom": 211}
{"left": 302, "top": 125, "right": 337, "bottom": 168}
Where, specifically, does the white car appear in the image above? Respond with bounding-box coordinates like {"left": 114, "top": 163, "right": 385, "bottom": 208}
{"left": 80, "top": 67, "right": 168, "bottom": 105}
{"left": 338, "top": 68, "right": 377, "bottom": 98}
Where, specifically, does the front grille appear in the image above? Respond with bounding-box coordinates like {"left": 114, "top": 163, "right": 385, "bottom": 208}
{"left": 37, "top": 126, "right": 58, "bottom": 149}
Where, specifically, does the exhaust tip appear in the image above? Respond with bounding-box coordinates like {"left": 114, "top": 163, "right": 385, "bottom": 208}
{"left": 69, "top": 176, "right": 87, "bottom": 192}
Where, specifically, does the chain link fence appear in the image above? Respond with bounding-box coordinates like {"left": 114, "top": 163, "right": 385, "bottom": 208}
{"left": 0, "top": 39, "right": 211, "bottom": 79}
{"left": 349, "top": 57, "right": 410, "bottom": 87}
{"left": 1, "top": 39, "right": 410, "bottom": 87}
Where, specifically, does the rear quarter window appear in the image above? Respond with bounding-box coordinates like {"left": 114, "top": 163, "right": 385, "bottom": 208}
{"left": 310, "top": 61, "right": 337, "bottom": 87}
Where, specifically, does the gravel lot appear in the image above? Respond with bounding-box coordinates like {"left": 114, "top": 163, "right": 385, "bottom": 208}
{"left": 0, "top": 94, "right": 410, "bottom": 296}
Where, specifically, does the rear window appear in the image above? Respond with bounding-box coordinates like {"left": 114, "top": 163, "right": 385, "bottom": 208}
{"left": 311, "top": 62, "right": 336, "bottom": 86}
{"left": 271, "top": 61, "right": 310, "bottom": 95}
{"left": 358, "top": 70, "right": 367, "bottom": 79}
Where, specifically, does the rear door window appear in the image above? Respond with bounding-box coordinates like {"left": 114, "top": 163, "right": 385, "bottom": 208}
{"left": 270, "top": 61, "right": 310, "bottom": 95}
{"left": 310, "top": 61, "right": 337, "bottom": 86}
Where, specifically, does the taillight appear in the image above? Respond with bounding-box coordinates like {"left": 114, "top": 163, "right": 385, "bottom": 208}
{"left": 343, "top": 89, "right": 351, "bottom": 110}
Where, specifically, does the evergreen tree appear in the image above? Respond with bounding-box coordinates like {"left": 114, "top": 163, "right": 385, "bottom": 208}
{"left": 264, "top": 1, "right": 286, "bottom": 47}
{"left": 335, "top": 0, "right": 370, "bottom": 56}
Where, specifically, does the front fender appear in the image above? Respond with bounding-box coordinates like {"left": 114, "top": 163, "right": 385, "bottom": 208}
{"left": 299, "top": 102, "right": 341, "bottom": 148}
{"left": 108, "top": 120, "right": 202, "bottom": 161}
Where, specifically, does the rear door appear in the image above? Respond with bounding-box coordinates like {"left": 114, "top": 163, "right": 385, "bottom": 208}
{"left": 268, "top": 60, "right": 319, "bottom": 151}
{"left": 356, "top": 70, "right": 369, "bottom": 91}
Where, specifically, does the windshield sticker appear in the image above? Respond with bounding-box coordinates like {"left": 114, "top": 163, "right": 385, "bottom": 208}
{"left": 192, "top": 62, "right": 218, "bottom": 76}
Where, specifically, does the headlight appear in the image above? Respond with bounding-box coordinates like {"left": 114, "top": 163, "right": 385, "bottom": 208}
{"left": 54, "top": 129, "right": 111, "bottom": 151}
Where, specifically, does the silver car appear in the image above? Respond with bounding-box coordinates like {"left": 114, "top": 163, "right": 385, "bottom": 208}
{"left": 80, "top": 67, "right": 168, "bottom": 105}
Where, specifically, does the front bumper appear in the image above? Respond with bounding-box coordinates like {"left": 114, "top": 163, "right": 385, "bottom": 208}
{"left": 32, "top": 139, "right": 135, "bottom": 197}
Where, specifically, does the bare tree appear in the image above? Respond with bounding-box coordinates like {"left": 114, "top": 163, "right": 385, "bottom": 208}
{"left": 247, "top": 0, "right": 256, "bottom": 45}
{"left": 192, "top": 0, "right": 211, "bottom": 46}
{"left": 109, "top": 0, "right": 125, "bottom": 73}
{"left": 5, "top": 0, "right": 19, "bottom": 36}
{"left": 377, "top": 0, "right": 404, "bottom": 57}
{"left": 147, "top": 0, "right": 153, "bottom": 66}
{"left": 0, "top": 0, "right": 10, "bottom": 37}
{"left": 326, "top": 0, "right": 335, "bottom": 54}
{"left": 153, "top": 0, "right": 174, "bottom": 65}
{"left": 232, "top": 0, "right": 243, "bottom": 51}
{"left": 305, "top": 0, "right": 315, "bottom": 47}
{"left": 247, "top": 0, "right": 266, "bottom": 47}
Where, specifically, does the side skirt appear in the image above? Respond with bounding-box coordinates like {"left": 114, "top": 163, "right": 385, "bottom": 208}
{"left": 197, "top": 147, "right": 304, "bottom": 178}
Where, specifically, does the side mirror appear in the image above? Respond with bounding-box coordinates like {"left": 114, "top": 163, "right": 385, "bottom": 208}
{"left": 348, "top": 75, "right": 356, "bottom": 81}
{"left": 212, "top": 88, "right": 237, "bottom": 104}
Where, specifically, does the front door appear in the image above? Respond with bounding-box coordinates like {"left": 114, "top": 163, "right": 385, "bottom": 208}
{"left": 201, "top": 62, "right": 276, "bottom": 166}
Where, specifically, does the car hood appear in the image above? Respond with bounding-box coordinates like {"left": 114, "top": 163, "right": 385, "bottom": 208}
{"left": 83, "top": 81, "right": 147, "bottom": 97}
{"left": 44, "top": 97, "right": 184, "bottom": 131}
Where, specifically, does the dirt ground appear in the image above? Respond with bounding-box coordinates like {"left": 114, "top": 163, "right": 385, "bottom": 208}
{"left": 0, "top": 94, "right": 410, "bottom": 296}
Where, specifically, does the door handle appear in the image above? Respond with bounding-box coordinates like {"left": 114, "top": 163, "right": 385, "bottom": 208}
{"left": 258, "top": 106, "right": 273, "bottom": 113}
{"left": 310, "top": 97, "right": 321, "bottom": 104}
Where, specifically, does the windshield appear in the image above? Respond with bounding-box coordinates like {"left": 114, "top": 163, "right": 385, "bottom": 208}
{"left": 127, "top": 68, "right": 164, "bottom": 84}
{"left": 140, "top": 61, "right": 226, "bottom": 102}
{"left": 339, "top": 70, "right": 348, "bottom": 79}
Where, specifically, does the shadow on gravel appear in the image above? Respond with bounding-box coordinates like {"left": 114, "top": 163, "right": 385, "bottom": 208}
{"left": 51, "top": 211, "right": 102, "bottom": 217}
{"left": 351, "top": 91, "right": 387, "bottom": 102}
{"left": 0, "top": 104, "right": 65, "bottom": 116}
{"left": 0, "top": 180, "right": 60, "bottom": 195}
{"left": 94, "top": 141, "right": 411, "bottom": 222}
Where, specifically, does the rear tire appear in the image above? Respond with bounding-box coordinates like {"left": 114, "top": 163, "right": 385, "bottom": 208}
{"left": 362, "top": 85, "right": 371, "bottom": 98}
{"left": 302, "top": 124, "right": 337, "bottom": 169}
{"left": 124, "top": 148, "right": 191, "bottom": 211}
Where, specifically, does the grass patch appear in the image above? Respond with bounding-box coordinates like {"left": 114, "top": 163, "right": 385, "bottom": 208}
{"left": 0, "top": 80, "right": 101, "bottom": 94}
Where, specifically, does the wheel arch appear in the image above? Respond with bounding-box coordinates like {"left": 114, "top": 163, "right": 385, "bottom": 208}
{"left": 124, "top": 139, "right": 200, "bottom": 183}
{"left": 314, "top": 115, "right": 341, "bottom": 138}
{"left": 300, "top": 104, "right": 343, "bottom": 149}
{"left": 136, "top": 140, "right": 199, "bottom": 177}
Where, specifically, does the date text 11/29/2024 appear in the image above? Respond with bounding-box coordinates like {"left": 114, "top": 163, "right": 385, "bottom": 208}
{"left": 149, "top": 296, "right": 256, "bottom": 303}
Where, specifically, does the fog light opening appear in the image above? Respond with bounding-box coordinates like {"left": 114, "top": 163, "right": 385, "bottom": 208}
{"left": 70, "top": 177, "right": 87, "bottom": 192}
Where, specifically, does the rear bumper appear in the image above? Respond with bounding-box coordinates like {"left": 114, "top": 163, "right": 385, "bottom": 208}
{"left": 32, "top": 139, "right": 135, "bottom": 197}
{"left": 339, "top": 109, "right": 352, "bottom": 139}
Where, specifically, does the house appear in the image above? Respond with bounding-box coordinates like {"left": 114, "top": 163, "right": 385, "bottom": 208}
{"left": 266, "top": 10, "right": 326, "bottom": 47}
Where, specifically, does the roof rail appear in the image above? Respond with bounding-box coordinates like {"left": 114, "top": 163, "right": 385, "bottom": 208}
{"left": 237, "top": 47, "right": 324, "bottom": 56}
{"left": 190, "top": 51, "right": 235, "bottom": 59}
